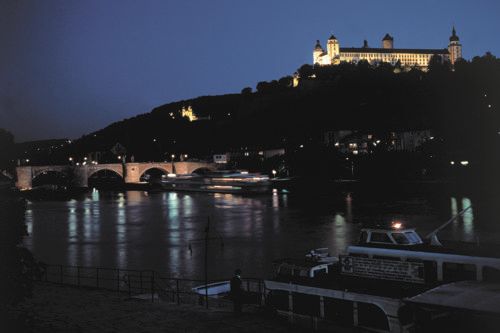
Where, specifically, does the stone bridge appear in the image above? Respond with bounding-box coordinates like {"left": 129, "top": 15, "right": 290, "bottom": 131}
{"left": 15, "top": 162, "right": 217, "bottom": 190}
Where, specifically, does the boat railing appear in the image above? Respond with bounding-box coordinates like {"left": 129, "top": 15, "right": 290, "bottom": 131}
{"left": 36, "top": 263, "right": 265, "bottom": 309}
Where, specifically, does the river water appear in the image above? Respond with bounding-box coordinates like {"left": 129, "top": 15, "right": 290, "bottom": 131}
{"left": 24, "top": 186, "right": 500, "bottom": 280}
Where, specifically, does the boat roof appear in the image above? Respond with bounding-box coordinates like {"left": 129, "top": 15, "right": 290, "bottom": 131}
{"left": 361, "top": 227, "right": 417, "bottom": 233}
{"left": 405, "top": 281, "right": 500, "bottom": 316}
{"left": 350, "top": 241, "right": 500, "bottom": 259}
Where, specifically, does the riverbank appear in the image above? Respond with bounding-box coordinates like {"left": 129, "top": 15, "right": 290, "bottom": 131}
{"left": 5, "top": 282, "right": 353, "bottom": 332}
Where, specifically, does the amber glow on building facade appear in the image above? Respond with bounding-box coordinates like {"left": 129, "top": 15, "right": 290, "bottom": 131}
{"left": 313, "top": 27, "right": 462, "bottom": 69}
{"left": 181, "top": 106, "right": 198, "bottom": 122}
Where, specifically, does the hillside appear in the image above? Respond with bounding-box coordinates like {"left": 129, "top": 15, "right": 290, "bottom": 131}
{"left": 7, "top": 54, "right": 499, "bottom": 181}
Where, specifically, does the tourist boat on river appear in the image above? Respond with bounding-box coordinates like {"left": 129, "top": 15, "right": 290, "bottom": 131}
{"left": 264, "top": 208, "right": 500, "bottom": 332}
{"left": 160, "top": 170, "right": 271, "bottom": 194}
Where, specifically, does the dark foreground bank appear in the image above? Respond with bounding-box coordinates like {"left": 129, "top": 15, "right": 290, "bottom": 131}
{"left": 4, "top": 282, "right": 355, "bottom": 333}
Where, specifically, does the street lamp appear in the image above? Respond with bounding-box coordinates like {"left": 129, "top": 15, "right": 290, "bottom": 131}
{"left": 272, "top": 169, "right": 277, "bottom": 178}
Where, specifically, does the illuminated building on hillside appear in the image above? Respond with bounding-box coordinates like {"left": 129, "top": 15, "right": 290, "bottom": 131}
{"left": 181, "top": 106, "right": 198, "bottom": 122}
{"left": 313, "top": 27, "right": 462, "bottom": 69}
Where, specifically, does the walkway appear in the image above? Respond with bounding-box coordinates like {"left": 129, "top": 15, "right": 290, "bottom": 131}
{"left": 7, "top": 283, "right": 352, "bottom": 332}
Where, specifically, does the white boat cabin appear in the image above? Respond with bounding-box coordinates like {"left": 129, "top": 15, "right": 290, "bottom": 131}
{"left": 359, "top": 226, "right": 423, "bottom": 246}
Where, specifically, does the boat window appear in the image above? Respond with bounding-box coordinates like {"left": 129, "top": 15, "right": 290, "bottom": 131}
{"left": 391, "top": 233, "right": 410, "bottom": 245}
{"left": 370, "top": 232, "right": 393, "bottom": 244}
{"left": 443, "top": 262, "right": 476, "bottom": 282}
{"left": 313, "top": 268, "right": 327, "bottom": 277}
{"left": 483, "top": 267, "right": 500, "bottom": 282}
{"left": 359, "top": 231, "right": 368, "bottom": 244}
{"left": 405, "top": 232, "right": 422, "bottom": 244}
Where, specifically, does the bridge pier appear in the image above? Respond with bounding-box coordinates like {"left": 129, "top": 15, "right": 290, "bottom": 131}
{"left": 125, "top": 163, "right": 141, "bottom": 184}
{"left": 16, "top": 166, "right": 33, "bottom": 190}
{"left": 73, "top": 167, "right": 88, "bottom": 188}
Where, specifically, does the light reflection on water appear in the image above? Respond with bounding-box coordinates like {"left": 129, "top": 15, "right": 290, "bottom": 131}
{"left": 23, "top": 190, "right": 497, "bottom": 280}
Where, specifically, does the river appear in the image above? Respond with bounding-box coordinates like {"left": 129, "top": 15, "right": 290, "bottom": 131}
{"left": 24, "top": 186, "right": 500, "bottom": 280}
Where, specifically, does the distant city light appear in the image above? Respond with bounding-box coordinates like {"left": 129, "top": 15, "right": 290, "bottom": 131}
{"left": 334, "top": 142, "right": 339, "bottom": 147}
{"left": 488, "top": 104, "right": 492, "bottom": 108}
{"left": 153, "top": 138, "right": 157, "bottom": 142}
{"left": 352, "top": 150, "right": 359, "bottom": 155}
{"left": 76, "top": 162, "right": 80, "bottom": 166}
{"left": 171, "top": 154, "right": 175, "bottom": 158}
{"left": 25, "top": 159, "right": 30, "bottom": 163}
{"left": 429, "top": 136, "right": 434, "bottom": 140}
{"left": 184, "top": 154, "right": 188, "bottom": 158}
{"left": 450, "top": 161, "right": 455, "bottom": 165}
{"left": 460, "top": 161, "right": 469, "bottom": 166}
{"left": 167, "top": 173, "right": 177, "bottom": 178}
{"left": 84, "top": 157, "right": 88, "bottom": 161}
{"left": 376, "top": 140, "right": 381, "bottom": 144}
{"left": 272, "top": 169, "right": 277, "bottom": 175}
{"left": 117, "top": 156, "right": 122, "bottom": 160}
{"left": 392, "top": 222, "right": 403, "bottom": 229}
{"left": 299, "top": 144, "right": 304, "bottom": 148}
{"left": 68, "top": 157, "right": 73, "bottom": 161}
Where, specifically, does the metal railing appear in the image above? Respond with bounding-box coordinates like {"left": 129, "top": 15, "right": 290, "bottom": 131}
{"left": 38, "top": 264, "right": 265, "bottom": 309}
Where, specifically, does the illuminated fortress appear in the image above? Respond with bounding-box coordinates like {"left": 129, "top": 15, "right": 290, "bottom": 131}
{"left": 313, "top": 27, "right": 462, "bottom": 69}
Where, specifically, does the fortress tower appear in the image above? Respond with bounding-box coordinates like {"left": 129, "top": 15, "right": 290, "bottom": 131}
{"left": 448, "top": 27, "right": 462, "bottom": 65}
{"left": 326, "top": 34, "right": 340, "bottom": 63}
{"left": 382, "top": 33, "right": 394, "bottom": 49}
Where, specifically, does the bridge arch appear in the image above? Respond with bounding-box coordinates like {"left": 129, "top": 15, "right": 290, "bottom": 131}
{"left": 32, "top": 170, "right": 69, "bottom": 188}
{"left": 88, "top": 168, "right": 124, "bottom": 179}
{"left": 186, "top": 164, "right": 217, "bottom": 174}
{"left": 139, "top": 167, "right": 170, "bottom": 182}
{"left": 88, "top": 169, "right": 124, "bottom": 188}
{"left": 191, "top": 167, "right": 213, "bottom": 175}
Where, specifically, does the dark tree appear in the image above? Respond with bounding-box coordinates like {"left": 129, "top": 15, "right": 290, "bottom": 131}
{"left": 0, "top": 129, "right": 15, "bottom": 171}
{"left": 241, "top": 87, "right": 252, "bottom": 95}
{"left": 0, "top": 192, "right": 39, "bottom": 329}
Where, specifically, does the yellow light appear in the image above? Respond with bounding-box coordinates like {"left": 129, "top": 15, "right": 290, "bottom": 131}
{"left": 392, "top": 222, "right": 402, "bottom": 229}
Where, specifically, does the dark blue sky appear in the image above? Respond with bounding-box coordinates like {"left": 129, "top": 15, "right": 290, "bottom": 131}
{"left": 1, "top": 0, "right": 499, "bottom": 141}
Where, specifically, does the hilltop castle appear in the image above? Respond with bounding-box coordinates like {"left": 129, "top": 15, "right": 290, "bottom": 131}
{"left": 313, "top": 27, "right": 462, "bottom": 69}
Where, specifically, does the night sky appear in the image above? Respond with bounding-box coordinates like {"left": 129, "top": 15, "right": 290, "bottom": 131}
{"left": 1, "top": 0, "right": 499, "bottom": 142}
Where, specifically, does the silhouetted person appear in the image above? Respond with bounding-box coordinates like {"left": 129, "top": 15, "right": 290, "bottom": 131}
{"left": 230, "top": 269, "right": 243, "bottom": 313}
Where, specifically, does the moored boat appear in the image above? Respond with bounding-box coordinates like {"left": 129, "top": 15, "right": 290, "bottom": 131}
{"left": 160, "top": 170, "right": 271, "bottom": 194}
{"left": 264, "top": 211, "right": 500, "bottom": 332}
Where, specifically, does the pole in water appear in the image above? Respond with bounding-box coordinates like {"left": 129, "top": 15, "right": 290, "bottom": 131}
{"left": 425, "top": 205, "right": 472, "bottom": 245}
